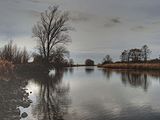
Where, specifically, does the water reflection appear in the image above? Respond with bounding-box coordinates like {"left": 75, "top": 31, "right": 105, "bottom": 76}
{"left": 101, "top": 69, "right": 160, "bottom": 91}
{"left": 0, "top": 72, "right": 31, "bottom": 120}
{"left": 61, "top": 67, "right": 74, "bottom": 75}
{"left": 30, "top": 68, "right": 71, "bottom": 120}
{"left": 68, "top": 67, "right": 74, "bottom": 74}
{"left": 85, "top": 67, "right": 94, "bottom": 74}
{"left": 120, "top": 71, "right": 149, "bottom": 91}
{"left": 2, "top": 67, "right": 160, "bottom": 120}
{"left": 0, "top": 67, "right": 71, "bottom": 120}
{"left": 101, "top": 68, "right": 113, "bottom": 80}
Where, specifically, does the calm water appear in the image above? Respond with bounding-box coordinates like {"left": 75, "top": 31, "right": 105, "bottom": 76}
{"left": 1, "top": 67, "right": 160, "bottom": 120}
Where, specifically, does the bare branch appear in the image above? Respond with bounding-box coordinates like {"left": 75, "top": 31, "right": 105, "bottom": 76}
{"left": 32, "top": 5, "right": 72, "bottom": 63}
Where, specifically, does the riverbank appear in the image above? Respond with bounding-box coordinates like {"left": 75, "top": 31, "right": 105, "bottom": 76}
{"left": 0, "top": 63, "right": 96, "bottom": 73}
{"left": 71, "top": 64, "right": 96, "bottom": 67}
{"left": 98, "top": 63, "right": 160, "bottom": 70}
{"left": 14, "top": 64, "right": 96, "bottom": 73}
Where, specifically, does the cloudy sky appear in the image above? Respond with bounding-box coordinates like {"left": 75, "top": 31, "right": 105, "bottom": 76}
{"left": 1, "top": 0, "right": 160, "bottom": 63}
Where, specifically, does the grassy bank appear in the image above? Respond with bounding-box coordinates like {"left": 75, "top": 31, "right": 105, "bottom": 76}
{"left": 98, "top": 63, "right": 160, "bottom": 70}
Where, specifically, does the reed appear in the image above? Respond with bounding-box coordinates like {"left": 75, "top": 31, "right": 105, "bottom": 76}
{"left": 98, "top": 63, "right": 160, "bottom": 70}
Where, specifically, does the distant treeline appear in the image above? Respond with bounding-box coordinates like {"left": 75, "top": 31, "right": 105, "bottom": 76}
{"left": 101, "top": 45, "right": 160, "bottom": 65}
{"left": 120, "top": 45, "right": 151, "bottom": 63}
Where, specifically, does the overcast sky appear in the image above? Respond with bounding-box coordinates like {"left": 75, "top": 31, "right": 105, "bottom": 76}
{"left": 1, "top": 0, "right": 160, "bottom": 63}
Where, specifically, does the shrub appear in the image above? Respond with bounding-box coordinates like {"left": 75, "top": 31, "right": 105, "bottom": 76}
{"left": 0, "top": 60, "right": 14, "bottom": 73}
{"left": 85, "top": 59, "right": 94, "bottom": 66}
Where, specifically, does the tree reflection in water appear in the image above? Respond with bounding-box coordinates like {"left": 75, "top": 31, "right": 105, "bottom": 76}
{"left": 0, "top": 66, "right": 71, "bottom": 120}
{"left": 68, "top": 67, "right": 74, "bottom": 74}
{"left": 101, "top": 68, "right": 113, "bottom": 80}
{"left": 31, "top": 68, "right": 71, "bottom": 120}
{"left": 85, "top": 67, "right": 94, "bottom": 74}
{"left": 120, "top": 71, "right": 149, "bottom": 91}
{"left": 101, "top": 69, "right": 160, "bottom": 91}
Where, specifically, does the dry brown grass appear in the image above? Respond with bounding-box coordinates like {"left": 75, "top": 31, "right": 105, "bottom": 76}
{"left": 98, "top": 63, "right": 160, "bottom": 70}
{"left": 0, "top": 60, "right": 14, "bottom": 73}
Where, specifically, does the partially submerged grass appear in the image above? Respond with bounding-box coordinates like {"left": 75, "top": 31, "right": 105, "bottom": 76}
{"left": 98, "top": 63, "right": 160, "bottom": 70}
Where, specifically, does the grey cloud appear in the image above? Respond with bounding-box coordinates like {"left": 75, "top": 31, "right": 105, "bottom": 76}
{"left": 104, "top": 17, "right": 121, "bottom": 28}
{"left": 26, "top": 0, "right": 60, "bottom": 4}
{"left": 111, "top": 18, "right": 121, "bottom": 23}
{"left": 27, "top": 0, "right": 41, "bottom": 3}
{"left": 69, "top": 11, "right": 93, "bottom": 22}
{"left": 28, "top": 10, "right": 41, "bottom": 17}
{"left": 152, "top": 21, "right": 160, "bottom": 25}
{"left": 130, "top": 25, "right": 147, "bottom": 32}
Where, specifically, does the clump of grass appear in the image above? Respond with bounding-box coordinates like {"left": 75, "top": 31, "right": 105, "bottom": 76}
{"left": 100, "top": 63, "right": 160, "bottom": 70}
{"left": 0, "top": 60, "right": 14, "bottom": 73}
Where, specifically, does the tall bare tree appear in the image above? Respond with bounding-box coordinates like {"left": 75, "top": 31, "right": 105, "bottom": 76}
{"left": 120, "top": 50, "right": 129, "bottom": 62}
{"left": 32, "top": 6, "right": 71, "bottom": 63}
{"left": 141, "top": 45, "right": 151, "bottom": 62}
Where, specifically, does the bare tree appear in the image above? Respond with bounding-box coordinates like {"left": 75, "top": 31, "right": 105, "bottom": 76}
{"left": 102, "top": 55, "right": 112, "bottom": 64}
{"left": 21, "top": 47, "right": 29, "bottom": 63}
{"left": 32, "top": 6, "right": 71, "bottom": 63}
{"left": 0, "top": 41, "right": 29, "bottom": 64}
{"left": 141, "top": 45, "right": 151, "bottom": 62}
{"left": 129, "top": 48, "right": 142, "bottom": 62}
{"left": 51, "top": 46, "right": 69, "bottom": 66}
{"left": 120, "top": 50, "right": 129, "bottom": 62}
{"left": 0, "top": 41, "right": 13, "bottom": 61}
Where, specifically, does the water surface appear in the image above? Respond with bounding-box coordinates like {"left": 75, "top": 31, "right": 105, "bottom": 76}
{"left": 1, "top": 67, "right": 160, "bottom": 120}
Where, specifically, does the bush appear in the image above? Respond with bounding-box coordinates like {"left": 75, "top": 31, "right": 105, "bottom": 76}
{"left": 0, "top": 41, "right": 29, "bottom": 64}
{"left": 0, "top": 60, "right": 14, "bottom": 73}
{"left": 85, "top": 59, "right": 94, "bottom": 66}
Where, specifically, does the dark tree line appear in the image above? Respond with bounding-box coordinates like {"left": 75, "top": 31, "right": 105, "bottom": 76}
{"left": 101, "top": 45, "right": 152, "bottom": 65}
{"left": 120, "top": 45, "right": 151, "bottom": 63}
{"left": 0, "top": 41, "right": 29, "bottom": 64}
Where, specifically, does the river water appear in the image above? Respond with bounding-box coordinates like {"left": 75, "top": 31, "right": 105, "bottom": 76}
{"left": 1, "top": 67, "right": 160, "bottom": 120}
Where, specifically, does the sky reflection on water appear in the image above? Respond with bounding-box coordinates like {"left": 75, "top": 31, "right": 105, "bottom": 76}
{"left": 1, "top": 67, "right": 160, "bottom": 120}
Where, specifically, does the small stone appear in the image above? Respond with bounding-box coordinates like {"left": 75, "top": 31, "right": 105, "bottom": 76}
{"left": 21, "top": 112, "right": 28, "bottom": 118}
